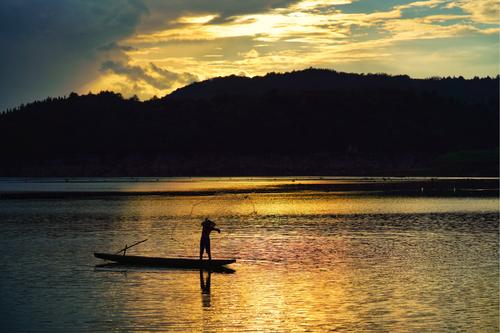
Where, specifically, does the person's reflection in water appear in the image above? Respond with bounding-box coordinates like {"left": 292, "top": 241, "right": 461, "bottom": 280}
{"left": 200, "top": 269, "right": 211, "bottom": 308}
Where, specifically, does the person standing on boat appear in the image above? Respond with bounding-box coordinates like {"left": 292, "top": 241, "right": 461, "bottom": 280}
{"left": 200, "top": 217, "right": 220, "bottom": 260}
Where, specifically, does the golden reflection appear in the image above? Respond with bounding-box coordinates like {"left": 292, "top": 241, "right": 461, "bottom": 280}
{"left": 116, "top": 187, "right": 499, "bottom": 235}
{"left": 97, "top": 183, "right": 498, "bottom": 332}
{"left": 147, "top": 193, "right": 499, "bottom": 217}
{"left": 108, "top": 181, "right": 498, "bottom": 261}
{"left": 105, "top": 235, "right": 498, "bottom": 331}
{"left": 108, "top": 263, "right": 362, "bottom": 331}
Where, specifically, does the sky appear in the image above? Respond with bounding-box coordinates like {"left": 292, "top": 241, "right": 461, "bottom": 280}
{"left": 0, "top": 0, "right": 498, "bottom": 111}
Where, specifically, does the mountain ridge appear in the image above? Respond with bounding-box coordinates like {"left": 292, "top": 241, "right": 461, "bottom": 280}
{"left": 0, "top": 68, "right": 498, "bottom": 176}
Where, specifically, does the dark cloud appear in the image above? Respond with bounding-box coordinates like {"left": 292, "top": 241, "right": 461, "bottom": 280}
{"left": 100, "top": 60, "right": 198, "bottom": 90}
{"left": 0, "top": 0, "right": 147, "bottom": 110}
{"left": 98, "top": 42, "right": 137, "bottom": 52}
{"left": 137, "top": 0, "right": 298, "bottom": 33}
{"left": 0, "top": 0, "right": 297, "bottom": 110}
{"left": 149, "top": 63, "right": 199, "bottom": 86}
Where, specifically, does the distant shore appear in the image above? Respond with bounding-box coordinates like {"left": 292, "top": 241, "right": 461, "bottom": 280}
{"left": 0, "top": 150, "right": 497, "bottom": 178}
{"left": 0, "top": 176, "right": 497, "bottom": 199}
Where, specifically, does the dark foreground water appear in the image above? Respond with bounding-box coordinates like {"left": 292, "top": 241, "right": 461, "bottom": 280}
{"left": 0, "top": 178, "right": 498, "bottom": 332}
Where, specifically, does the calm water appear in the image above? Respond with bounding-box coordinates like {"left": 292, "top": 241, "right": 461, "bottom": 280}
{"left": 0, "top": 178, "right": 498, "bottom": 332}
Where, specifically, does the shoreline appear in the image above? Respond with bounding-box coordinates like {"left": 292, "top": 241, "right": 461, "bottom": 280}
{"left": 1, "top": 177, "right": 498, "bottom": 199}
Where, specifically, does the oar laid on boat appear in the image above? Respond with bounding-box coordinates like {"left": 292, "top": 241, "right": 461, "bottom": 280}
{"left": 115, "top": 238, "right": 148, "bottom": 256}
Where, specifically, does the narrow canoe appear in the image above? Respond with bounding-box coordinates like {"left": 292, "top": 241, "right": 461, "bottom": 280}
{"left": 94, "top": 252, "right": 236, "bottom": 268}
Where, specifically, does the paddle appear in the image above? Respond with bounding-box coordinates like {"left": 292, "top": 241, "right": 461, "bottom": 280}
{"left": 115, "top": 238, "right": 148, "bottom": 256}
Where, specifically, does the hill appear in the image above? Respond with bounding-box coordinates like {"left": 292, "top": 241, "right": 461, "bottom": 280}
{"left": 0, "top": 68, "right": 498, "bottom": 176}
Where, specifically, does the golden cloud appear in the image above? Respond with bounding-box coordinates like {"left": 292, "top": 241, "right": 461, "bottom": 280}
{"left": 175, "top": 14, "right": 219, "bottom": 24}
{"left": 459, "top": 0, "right": 499, "bottom": 24}
{"left": 87, "top": 0, "right": 499, "bottom": 98}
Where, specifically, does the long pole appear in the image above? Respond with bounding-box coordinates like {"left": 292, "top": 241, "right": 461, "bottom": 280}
{"left": 115, "top": 238, "right": 148, "bottom": 255}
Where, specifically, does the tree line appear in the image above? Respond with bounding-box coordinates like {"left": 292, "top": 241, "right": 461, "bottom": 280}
{"left": 0, "top": 68, "right": 498, "bottom": 176}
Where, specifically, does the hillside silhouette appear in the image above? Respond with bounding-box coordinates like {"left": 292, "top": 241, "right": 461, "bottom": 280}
{"left": 0, "top": 68, "right": 498, "bottom": 176}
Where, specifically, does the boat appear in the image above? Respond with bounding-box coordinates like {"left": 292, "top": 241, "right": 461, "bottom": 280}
{"left": 94, "top": 252, "right": 236, "bottom": 269}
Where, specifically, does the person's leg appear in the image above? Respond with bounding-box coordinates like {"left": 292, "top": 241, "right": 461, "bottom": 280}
{"left": 199, "top": 238, "right": 205, "bottom": 260}
{"left": 207, "top": 239, "right": 211, "bottom": 260}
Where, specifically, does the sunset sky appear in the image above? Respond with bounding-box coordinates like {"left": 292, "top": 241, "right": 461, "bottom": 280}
{"left": 0, "top": 0, "right": 498, "bottom": 110}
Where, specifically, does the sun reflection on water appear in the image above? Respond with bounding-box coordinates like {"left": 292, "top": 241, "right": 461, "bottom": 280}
{"left": 90, "top": 191, "right": 499, "bottom": 332}
{"left": 0, "top": 178, "right": 497, "bottom": 332}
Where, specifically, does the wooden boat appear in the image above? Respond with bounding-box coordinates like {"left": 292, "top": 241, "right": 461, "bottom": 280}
{"left": 94, "top": 252, "right": 236, "bottom": 269}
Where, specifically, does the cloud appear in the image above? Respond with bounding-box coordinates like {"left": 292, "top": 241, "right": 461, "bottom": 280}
{"left": 98, "top": 42, "right": 137, "bottom": 52}
{"left": 174, "top": 14, "right": 219, "bottom": 25}
{"left": 136, "top": 0, "right": 298, "bottom": 33}
{"left": 150, "top": 63, "right": 199, "bottom": 87}
{"left": 131, "top": 0, "right": 497, "bottom": 49}
{"left": 395, "top": 0, "right": 447, "bottom": 10}
{"left": 239, "top": 49, "right": 261, "bottom": 58}
{"left": 288, "top": 0, "right": 353, "bottom": 11}
{"left": 128, "top": 7, "right": 356, "bottom": 44}
{"left": 123, "top": 0, "right": 498, "bottom": 82}
{"left": 100, "top": 60, "right": 198, "bottom": 91}
{"left": 459, "top": 0, "right": 499, "bottom": 24}
{"left": 1, "top": 1, "right": 305, "bottom": 109}
{"left": 0, "top": 0, "right": 147, "bottom": 110}
{"left": 1, "top": 0, "right": 498, "bottom": 110}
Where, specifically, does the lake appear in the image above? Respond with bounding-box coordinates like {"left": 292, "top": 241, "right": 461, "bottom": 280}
{"left": 0, "top": 177, "right": 498, "bottom": 332}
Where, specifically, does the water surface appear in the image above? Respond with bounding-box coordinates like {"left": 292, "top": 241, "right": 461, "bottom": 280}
{"left": 0, "top": 178, "right": 498, "bottom": 332}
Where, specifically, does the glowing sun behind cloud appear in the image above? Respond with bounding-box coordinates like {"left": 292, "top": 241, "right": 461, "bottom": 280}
{"left": 73, "top": 0, "right": 500, "bottom": 101}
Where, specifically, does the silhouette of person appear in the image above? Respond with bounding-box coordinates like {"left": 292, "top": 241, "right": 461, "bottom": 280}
{"left": 199, "top": 217, "right": 220, "bottom": 260}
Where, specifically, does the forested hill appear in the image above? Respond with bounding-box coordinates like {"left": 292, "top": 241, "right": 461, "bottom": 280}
{"left": 167, "top": 69, "right": 498, "bottom": 105}
{"left": 0, "top": 68, "right": 498, "bottom": 176}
